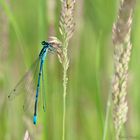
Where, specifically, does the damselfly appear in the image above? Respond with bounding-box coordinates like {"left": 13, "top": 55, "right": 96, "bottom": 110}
{"left": 8, "top": 41, "right": 56, "bottom": 125}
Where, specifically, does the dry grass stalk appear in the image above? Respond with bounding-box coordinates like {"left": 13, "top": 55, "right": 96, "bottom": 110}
{"left": 59, "top": 0, "right": 75, "bottom": 140}
{"left": 24, "top": 130, "right": 31, "bottom": 140}
{"left": 59, "top": 0, "right": 75, "bottom": 44}
{"left": 112, "top": 0, "right": 135, "bottom": 139}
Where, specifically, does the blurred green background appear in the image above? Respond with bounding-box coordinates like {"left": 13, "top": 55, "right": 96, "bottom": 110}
{"left": 0, "top": 0, "right": 140, "bottom": 140}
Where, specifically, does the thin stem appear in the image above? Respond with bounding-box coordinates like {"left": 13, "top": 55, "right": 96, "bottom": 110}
{"left": 62, "top": 68, "right": 67, "bottom": 140}
{"left": 62, "top": 46, "right": 69, "bottom": 140}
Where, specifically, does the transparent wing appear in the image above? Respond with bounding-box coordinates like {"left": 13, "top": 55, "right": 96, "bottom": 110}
{"left": 48, "top": 45, "right": 57, "bottom": 54}
{"left": 8, "top": 58, "right": 40, "bottom": 112}
{"left": 22, "top": 60, "right": 40, "bottom": 112}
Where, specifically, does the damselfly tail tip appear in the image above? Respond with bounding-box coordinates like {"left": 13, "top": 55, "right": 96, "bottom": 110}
{"left": 33, "top": 115, "right": 37, "bottom": 125}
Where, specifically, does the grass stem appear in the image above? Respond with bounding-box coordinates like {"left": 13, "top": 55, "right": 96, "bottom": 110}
{"left": 59, "top": 0, "right": 75, "bottom": 139}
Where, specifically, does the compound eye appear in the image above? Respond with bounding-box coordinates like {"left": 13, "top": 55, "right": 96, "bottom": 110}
{"left": 41, "top": 41, "right": 46, "bottom": 45}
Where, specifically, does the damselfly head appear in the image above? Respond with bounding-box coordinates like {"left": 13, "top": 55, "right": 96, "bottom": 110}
{"left": 41, "top": 41, "right": 50, "bottom": 46}
{"left": 41, "top": 41, "right": 46, "bottom": 45}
